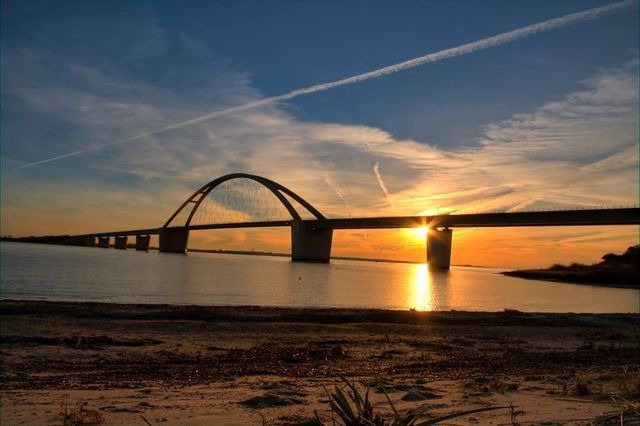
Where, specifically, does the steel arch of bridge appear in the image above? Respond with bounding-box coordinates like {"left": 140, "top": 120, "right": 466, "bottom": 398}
{"left": 163, "top": 173, "right": 326, "bottom": 228}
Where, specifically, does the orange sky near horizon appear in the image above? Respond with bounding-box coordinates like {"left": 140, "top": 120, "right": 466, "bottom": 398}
{"left": 183, "top": 225, "right": 638, "bottom": 269}
{"left": 1, "top": 182, "right": 638, "bottom": 269}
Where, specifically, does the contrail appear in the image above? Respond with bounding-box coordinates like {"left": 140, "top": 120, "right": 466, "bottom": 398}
{"left": 324, "top": 174, "right": 350, "bottom": 209}
{"left": 15, "top": 0, "right": 634, "bottom": 170}
{"left": 373, "top": 162, "right": 394, "bottom": 208}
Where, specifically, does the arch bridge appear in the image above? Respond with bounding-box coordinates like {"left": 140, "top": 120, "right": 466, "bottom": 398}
{"left": 70, "top": 173, "right": 640, "bottom": 270}
{"left": 158, "top": 173, "right": 332, "bottom": 262}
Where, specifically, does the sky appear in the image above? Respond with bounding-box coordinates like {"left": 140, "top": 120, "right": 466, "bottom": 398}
{"left": 1, "top": 0, "right": 638, "bottom": 267}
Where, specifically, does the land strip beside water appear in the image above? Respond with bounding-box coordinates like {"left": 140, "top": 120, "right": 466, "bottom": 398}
{"left": 1, "top": 300, "right": 638, "bottom": 425}
{"left": 503, "top": 245, "right": 640, "bottom": 289}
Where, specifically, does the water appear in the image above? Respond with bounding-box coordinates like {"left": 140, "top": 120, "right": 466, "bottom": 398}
{"left": 1, "top": 242, "right": 638, "bottom": 313}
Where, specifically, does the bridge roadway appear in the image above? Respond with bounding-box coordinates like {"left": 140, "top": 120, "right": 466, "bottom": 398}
{"left": 83, "top": 207, "right": 640, "bottom": 237}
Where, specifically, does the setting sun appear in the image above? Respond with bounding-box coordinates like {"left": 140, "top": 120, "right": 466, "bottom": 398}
{"left": 407, "top": 225, "right": 428, "bottom": 241}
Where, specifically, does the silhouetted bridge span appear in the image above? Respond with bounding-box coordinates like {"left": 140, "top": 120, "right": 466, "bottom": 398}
{"left": 31, "top": 174, "right": 640, "bottom": 270}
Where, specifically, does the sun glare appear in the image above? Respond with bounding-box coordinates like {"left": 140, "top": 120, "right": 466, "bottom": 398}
{"left": 409, "top": 225, "right": 428, "bottom": 241}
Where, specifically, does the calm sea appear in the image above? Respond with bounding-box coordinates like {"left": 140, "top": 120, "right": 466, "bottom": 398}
{"left": 1, "top": 242, "right": 638, "bottom": 313}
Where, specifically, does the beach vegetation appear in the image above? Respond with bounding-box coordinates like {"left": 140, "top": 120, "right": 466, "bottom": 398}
{"left": 312, "top": 376, "right": 510, "bottom": 425}
{"left": 59, "top": 400, "right": 103, "bottom": 426}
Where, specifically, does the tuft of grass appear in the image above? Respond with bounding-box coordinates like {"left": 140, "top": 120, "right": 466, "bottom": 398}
{"left": 312, "top": 376, "right": 510, "bottom": 426}
{"left": 59, "top": 400, "right": 103, "bottom": 426}
{"left": 572, "top": 378, "right": 591, "bottom": 396}
{"left": 562, "top": 374, "right": 595, "bottom": 397}
{"left": 592, "top": 399, "right": 639, "bottom": 426}
{"left": 616, "top": 368, "right": 640, "bottom": 401}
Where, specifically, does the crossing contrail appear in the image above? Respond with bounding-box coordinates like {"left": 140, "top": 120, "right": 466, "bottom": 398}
{"left": 15, "top": 0, "right": 635, "bottom": 170}
{"left": 373, "top": 162, "right": 391, "bottom": 201}
{"left": 373, "top": 161, "right": 398, "bottom": 213}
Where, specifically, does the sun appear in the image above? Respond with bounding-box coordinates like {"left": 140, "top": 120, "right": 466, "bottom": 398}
{"left": 408, "top": 225, "right": 428, "bottom": 241}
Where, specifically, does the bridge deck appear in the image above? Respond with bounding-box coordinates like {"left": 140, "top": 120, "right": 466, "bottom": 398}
{"left": 314, "top": 208, "right": 640, "bottom": 229}
{"left": 79, "top": 208, "right": 639, "bottom": 238}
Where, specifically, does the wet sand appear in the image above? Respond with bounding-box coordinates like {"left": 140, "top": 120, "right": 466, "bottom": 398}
{"left": 1, "top": 300, "right": 639, "bottom": 425}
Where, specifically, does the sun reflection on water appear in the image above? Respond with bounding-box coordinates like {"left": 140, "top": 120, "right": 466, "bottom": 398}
{"left": 409, "top": 263, "right": 432, "bottom": 311}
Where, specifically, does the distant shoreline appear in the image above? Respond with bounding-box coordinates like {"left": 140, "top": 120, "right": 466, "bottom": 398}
{"left": 501, "top": 270, "right": 640, "bottom": 289}
{"left": 187, "top": 247, "right": 421, "bottom": 264}
{"left": 502, "top": 245, "right": 640, "bottom": 289}
{"left": 2, "top": 239, "right": 491, "bottom": 267}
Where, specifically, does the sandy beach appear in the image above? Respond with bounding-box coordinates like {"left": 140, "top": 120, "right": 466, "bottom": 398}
{"left": 1, "top": 300, "right": 638, "bottom": 425}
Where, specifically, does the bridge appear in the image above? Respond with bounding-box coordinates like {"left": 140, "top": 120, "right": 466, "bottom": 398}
{"left": 42, "top": 173, "right": 640, "bottom": 270}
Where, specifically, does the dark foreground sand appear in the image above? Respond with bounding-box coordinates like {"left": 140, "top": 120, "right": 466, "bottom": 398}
{"left": 1, "top": 301, "right": 639, "bottom": 425}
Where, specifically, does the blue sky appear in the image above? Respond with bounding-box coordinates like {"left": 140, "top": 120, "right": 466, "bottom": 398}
{"left": 3, "top": 0, "right": 636, "bottom": 155}
{"left": 1, "top": 0, "right": 638, "bottom": 266}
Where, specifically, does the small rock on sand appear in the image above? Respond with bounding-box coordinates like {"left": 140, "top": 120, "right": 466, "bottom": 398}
{"left": 401, "top": 389, "right": 442, "bottom": 401}
{"left": 240, "top": 393, "right": 303, "bottom": 409}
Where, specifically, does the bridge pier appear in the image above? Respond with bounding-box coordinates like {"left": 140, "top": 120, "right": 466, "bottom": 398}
{"left": 159, "top": 228, "right": 189, "bottom": 253}
{"left": 427, "top": 228, "right": 452, "bottom": 270}
{"left": 83, "top": 237, "right": 96, "bottom": 247}
{"left": 97, "top": 237, "right": 110, "bottom": 248}
{"left": 291, "top": 220, "right": 333, "bottom": 262}
{"left": 114, "top": 236, "right": 128, "bottom": 249}
{"left": 136, "top": 235, "right": 151, "bottom": 251}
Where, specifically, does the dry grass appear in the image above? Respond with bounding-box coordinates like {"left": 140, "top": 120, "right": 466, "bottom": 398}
{"left": 616, "top": 368, "right": 640, "bottom": 401}
{"left": 59, "top": 400, "right": 103, "bottom": 426}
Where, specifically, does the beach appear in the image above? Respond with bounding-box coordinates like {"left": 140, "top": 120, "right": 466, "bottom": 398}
{"left": 1, "top": 300, "right": 638, "bottom": 425}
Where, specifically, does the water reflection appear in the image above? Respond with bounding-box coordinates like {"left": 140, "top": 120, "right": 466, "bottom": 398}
{"left": 409, "top": 264, "right": 432, "bottom": 311}
{"left": 2, "top": 243, "right": 638, "bottom": 313}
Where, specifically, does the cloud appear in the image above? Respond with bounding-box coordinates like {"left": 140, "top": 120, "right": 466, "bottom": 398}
{"left": 11, "top": 0, "right": 636, "bottom": 170}
{"left": 11, "top": 56, "right": 636, "bottom": 217}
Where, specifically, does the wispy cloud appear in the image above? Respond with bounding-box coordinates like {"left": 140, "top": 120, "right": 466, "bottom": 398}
{"left": 84, "top": 59, "right": 637, "bottom": 217}
{"left": 12, "top": 0, "right": 635, "bottom": 170}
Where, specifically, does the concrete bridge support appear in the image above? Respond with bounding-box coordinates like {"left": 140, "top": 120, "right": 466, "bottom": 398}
{"left": 427, "top": 228, "right": 453, "bottom": 270}
{"left": 136, "top": 235, "right": 151, "bottom": 251}
{"left": 83, "top": 237, "right": 96, "bottom": 247}
{"left": 159, "top": 228, "right": 189, "bottom": 253}
{"left": 114, "top": 236, "right": 128, "bottom": 249}
{"left": 98, "top": 237, "right": 110, "bottom": 248}
{"left": 291, "top": 220, "right": 333, "bottom": 262}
